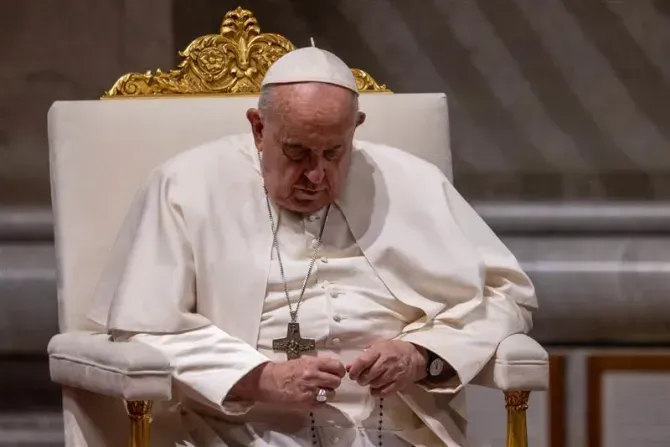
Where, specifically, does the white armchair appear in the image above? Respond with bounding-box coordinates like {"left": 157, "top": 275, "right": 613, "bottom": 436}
{"left": 46, "top": 7, "right": 548, "bottom": 447}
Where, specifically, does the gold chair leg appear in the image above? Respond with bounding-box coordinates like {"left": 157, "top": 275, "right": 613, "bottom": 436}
{"left": 505, "top": 390, "right": 530, "bottom": 447}
{"left": 126, "top": 400, "right": 153, "bottom": 447}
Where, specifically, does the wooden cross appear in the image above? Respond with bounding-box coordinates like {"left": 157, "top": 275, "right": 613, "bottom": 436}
{"left": 272, "top": 322, "right": 315, "bottom": 360}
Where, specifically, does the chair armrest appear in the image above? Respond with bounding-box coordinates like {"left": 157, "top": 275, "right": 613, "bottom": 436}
{"left": 48, "top": 331, "right": 172, "bottom": 401}
{"left": 471, "top": 334, "right": 549, "bottom": 391}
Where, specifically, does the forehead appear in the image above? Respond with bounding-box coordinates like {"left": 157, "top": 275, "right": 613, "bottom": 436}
{"left": 280, "top": 138, "right": 343, "bottom": 151}
{"left": 270, "top": 84, "right": 356, "bottom": 123}
{"left": 270, "top": 115, "right": 354, "bottom": 151}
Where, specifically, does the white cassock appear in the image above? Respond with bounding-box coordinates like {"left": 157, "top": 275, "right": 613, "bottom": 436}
{"left": 89, "top": 133, "right": 537, "bottom": 447}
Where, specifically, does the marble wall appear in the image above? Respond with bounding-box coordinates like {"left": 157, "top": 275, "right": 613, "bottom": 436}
{"left": 0, "top": 0, "right": 173, "bottom": 206}
{"left": 1, "top": 1, "right": 670, "bottom": 445}
{"left": 172, "top": 0, "right": 670, "bottom": 198}
{"left": 2, "top": 0, "right": 670, "bottom": 205}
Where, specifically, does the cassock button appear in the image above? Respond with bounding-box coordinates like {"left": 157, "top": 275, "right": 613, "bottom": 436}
{"left": 308, "top": 214, "right": 319, "bottom": 222}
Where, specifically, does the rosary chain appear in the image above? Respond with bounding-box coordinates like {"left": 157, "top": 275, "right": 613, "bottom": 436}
{"left": 258, "top": 151, "right": 383, "bottom": 447}
{"left": 264, "top": 189, "right": 330, "bottom": 321}
{"left": 309, "top": 397, "right": 384, "bottom": 447}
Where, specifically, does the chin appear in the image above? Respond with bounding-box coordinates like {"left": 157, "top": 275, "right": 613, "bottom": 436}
{"left": 286, "top": 196, "right": 330, "bottom": 214}
{"left": 288, "top": 201, "right": 326, "bottom": 214}
{"left": 286, "top": 191, "right": 330, "bottom": 211}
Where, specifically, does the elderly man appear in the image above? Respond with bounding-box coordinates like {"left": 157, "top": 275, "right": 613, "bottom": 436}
{"left": 89, "top": 47, "right": 537, "bottom": 447}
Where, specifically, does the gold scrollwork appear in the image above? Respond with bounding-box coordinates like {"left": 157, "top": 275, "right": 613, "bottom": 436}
{"left": 504, "top": 390, "right": 530, "bottom": 412}
{"left": 103, "top": 7, "right": 390, "bottom": 98}
{"left": 125, "top": 400, "right": 152, "bottom": 447}
{"left": 351, "top": 68, "right": 389, "bottom": 93}
{"left": 504, "top": 391, "right": 530, "bottom": 447}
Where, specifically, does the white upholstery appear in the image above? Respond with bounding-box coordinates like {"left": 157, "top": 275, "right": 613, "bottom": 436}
{"left": 48, "top": 332, "right": 172, "bottom": 401}
{"left": 47, "top": 92, "right": 547, "bottom": 446}
{"left": 47, "top": 331, "right": 547, "bottom": 398}
{"left": 47, "top": 94, "right": 451, "bottom": 334}
{"left": 471, "top": 334, "right": 549, "bottom": 391}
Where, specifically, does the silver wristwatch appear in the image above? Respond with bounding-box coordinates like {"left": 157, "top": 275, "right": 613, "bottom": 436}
{"left": 427, "top": 351, "right": 446, "bottom": 378}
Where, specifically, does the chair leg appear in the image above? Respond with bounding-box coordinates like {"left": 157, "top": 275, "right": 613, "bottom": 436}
{"left": 126, "top": 400, "right": 153, "bottom": 447}
{"left": 504, "top": 390, "right": 530, "bottom": 447}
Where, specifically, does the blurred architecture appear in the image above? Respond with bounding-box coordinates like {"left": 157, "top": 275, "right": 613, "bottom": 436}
{"left": 1, "top": 1, "right": 669, "bottom": 445}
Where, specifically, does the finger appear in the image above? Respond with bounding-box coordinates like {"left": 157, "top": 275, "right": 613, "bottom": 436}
{"left": 315, "top": 357, "right": 347, "bottom": 377}
{"left": 347, "top": 350, "right": 381, "bottom": 380}
{"left": 371, "top": 381, "right": 400, "bottom": 397}
{"left": 357, "top": 360, "right": 386, "bottom": 386}
{"left": 311, "top": 371, "right": 343, "bottom": 390}
{"left": 368, "top": 369, "right": 397, "bottom": 389}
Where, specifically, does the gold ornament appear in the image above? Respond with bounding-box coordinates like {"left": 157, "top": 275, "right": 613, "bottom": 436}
{"left": 504, "top": 390, "right": 530, "bottom": 412}
{"left": 103, "top": 7, "right": 390, "bottom": 98}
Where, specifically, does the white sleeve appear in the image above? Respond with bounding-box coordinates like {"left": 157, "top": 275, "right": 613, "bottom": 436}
{"left": 113, "top": 324, "right": 270, "bottom": 414}
{"left": 398, "top": 178, "right": 537, "bottom": 394}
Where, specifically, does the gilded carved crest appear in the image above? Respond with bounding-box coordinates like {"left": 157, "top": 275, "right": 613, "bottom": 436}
{"left": 103, "top": 7, "right": 390, "bottom": 98}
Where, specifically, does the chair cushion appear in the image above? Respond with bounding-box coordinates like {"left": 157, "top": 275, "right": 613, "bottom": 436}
{"left": 48, "top": 331, "right": 172, "bottom": 401}
{"left": 472, "top": 334, "right": 549, "bottom": 391}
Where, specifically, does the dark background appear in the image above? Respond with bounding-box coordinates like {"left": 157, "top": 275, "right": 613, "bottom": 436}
{"left": 0, "top": 1, "right": 669, "bottom": 444}
{"left": 2, "top": 0, "right": 670, "bottom": 206}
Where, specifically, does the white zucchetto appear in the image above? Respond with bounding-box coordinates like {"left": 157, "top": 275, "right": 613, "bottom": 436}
{"left": 261, "top": 47, "right": 359, "bottom": 95}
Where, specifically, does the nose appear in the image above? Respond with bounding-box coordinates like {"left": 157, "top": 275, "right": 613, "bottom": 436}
{"left": 305, "top": 158, "right": 326, "bottom": 185}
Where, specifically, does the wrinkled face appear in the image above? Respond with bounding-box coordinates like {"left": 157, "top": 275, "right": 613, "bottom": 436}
{"left": 247, "top": 83, "right": 366, "bottom": 214}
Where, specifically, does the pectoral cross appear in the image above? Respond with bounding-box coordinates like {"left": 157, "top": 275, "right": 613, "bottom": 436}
{"left": 272, "top": 322, "right": 315, "bottom": 360}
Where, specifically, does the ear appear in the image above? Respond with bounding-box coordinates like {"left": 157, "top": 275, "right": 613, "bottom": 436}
{"left": 246, "top": 108, "right": 264, "bottom": 148}
{"left": 355, "top": 111, "right": 366, "bottom": 127}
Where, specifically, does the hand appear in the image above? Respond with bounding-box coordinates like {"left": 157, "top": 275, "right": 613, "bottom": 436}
{"left": 347, "top": 340, "right": 428, "bottom": 396}
{"left": 255, "top": 356, "right": 346, "bottom": 406}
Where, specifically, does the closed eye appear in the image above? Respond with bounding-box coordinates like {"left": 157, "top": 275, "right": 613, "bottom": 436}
{"left": 282, "top": 145, "right": 309, "bottom": 161}
{"left": 281, "top": 143, "right": 343, "bottom": 161}
{"left": 324, "top": 149, "right": 341, "bottom": 160}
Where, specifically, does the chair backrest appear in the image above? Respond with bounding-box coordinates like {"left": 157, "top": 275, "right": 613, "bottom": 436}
{"left": 47, "top": 6, "right": 451, "bottom": 334}
{"left": 48, "top": 94, "right": 450, "bottom": 332}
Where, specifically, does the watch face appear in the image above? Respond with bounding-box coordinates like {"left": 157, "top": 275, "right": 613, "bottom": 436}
{"left": 429, "top": 358, "right": 444, "bottom": 376}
